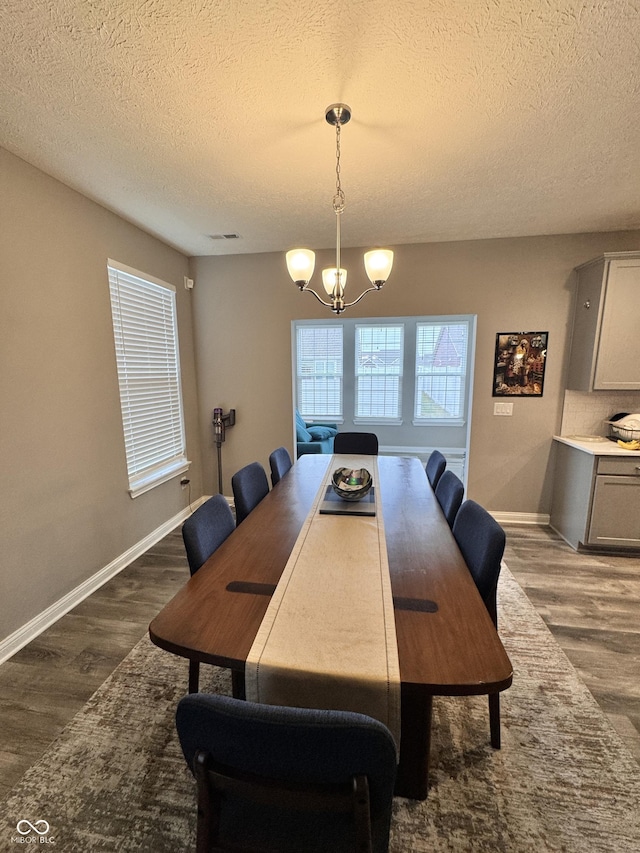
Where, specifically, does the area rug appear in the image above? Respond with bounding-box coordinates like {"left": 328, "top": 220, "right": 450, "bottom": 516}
{"left": 1, "top": 566, "right": 639, "bottom": 852}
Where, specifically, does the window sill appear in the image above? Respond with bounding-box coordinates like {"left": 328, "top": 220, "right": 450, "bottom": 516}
{"left": 412, "top": 418, "right": 466, "bottom": 427}
{"left": 128, "top": 457, "right": 191, "bottom": 499}
{"left": 354, "top": 417, "right": 403, "bottom": 426}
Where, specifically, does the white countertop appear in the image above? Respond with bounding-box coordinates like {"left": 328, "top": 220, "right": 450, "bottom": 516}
{"left": 553, "top": 435, "right": 640, "bottom": 456}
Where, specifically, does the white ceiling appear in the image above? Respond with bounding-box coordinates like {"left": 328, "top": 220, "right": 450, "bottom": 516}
{"left": 2, "top": 1, "right": 640, "bottom": 257}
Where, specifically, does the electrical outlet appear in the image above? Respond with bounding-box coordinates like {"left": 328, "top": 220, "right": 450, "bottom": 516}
{"left": 180, "top": 478, "right": 190, "bottom": 489}
{"left": 493, "top": 402, "right": 513, "bottom": 416}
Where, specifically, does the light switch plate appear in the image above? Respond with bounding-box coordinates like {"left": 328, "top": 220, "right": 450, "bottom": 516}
{"left": 494, "top": 402, "right": 514, "bottom": 416}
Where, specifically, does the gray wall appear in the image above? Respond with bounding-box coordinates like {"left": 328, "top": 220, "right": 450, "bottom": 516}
{"left": 0, "top": 148, "right": 203, "bottom": 644}
{"left": 191, "top": 231, "right": 640, "bottom": 512}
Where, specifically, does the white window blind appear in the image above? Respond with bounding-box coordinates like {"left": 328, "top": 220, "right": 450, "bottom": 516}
{"left": 414, "top": 321, "right": 469, "bottom": 420}
{"left": 108, "top": 260, "right": 189, "bottom": 498}
{"left": 355, "top": 325, "right": 404, "bottom": 419}
{"left": 296, "top": 325, "right": 343, "bottom": 419}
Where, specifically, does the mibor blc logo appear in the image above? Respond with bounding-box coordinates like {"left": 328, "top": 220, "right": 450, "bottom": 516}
{"left": 11, "top": 820, "right": 55, "bottom": 845}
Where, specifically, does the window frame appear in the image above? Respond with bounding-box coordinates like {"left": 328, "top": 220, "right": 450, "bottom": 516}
{"left": 413, "top": 319, "right": 471, "bottom": 426}
{"left": 293, "top": 314, "right": 474, "bottom": 431}
{"left": 108, "top": 259, "right": 190, "bottom": 498}
{"left": 354, "top": 323, "right": 404, "bottom": 425}
{"left": 294, "top": 323, "right": 344, "bottom": 421}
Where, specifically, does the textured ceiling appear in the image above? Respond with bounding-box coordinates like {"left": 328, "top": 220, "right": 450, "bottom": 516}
{"left": 1, "top": 0, "right": 640, "bottom": 256}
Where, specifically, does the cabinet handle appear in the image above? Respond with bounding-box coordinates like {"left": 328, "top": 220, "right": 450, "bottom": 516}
{"left": 583, "top": 300, "right": 591, "bottom": 309}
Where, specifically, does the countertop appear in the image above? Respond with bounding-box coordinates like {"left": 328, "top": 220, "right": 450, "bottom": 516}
{"left": 553, "top": 435, "right": 640, "bottom": 456}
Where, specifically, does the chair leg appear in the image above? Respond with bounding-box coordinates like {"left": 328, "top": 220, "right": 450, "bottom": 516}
{"left": 352, "top": 775, "right": 373, "bottom": 853}
{"left": 489, "top": 692, "right": 501, "bottom": 749}
{"left": 194, "top": 751, "right": 219, "bottom": 853}
{"left": 188, "top": 660, "right": 200, "bottom": 694}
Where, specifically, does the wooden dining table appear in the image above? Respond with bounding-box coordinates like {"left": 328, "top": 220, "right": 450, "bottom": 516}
{"left": 149, "top": 454, "right": 513, "bottom": 800}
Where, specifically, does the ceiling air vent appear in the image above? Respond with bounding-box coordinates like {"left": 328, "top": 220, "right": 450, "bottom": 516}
{"left": 209, "top": 233, "right": 241, "bottom": 240}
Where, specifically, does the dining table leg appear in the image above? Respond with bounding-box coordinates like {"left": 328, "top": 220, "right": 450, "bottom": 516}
{"left": 231, "top": 669, "right": 246, "bottom": 700}
{"left": 395, "top": 685, "right": 432, "bottom": 800}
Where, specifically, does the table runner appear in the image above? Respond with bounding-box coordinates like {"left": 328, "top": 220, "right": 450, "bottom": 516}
{"left": 245, "top": 454, "right": 401, "bottom": 751}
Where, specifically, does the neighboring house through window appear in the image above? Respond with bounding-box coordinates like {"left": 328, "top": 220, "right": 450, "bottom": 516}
{"left": 108, "top": 260, "right": 189, "bottom": 498}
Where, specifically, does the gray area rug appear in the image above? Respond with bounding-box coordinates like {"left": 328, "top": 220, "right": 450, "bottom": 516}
{"left": 1, "top": 566, "right": 639, "bottom": 852}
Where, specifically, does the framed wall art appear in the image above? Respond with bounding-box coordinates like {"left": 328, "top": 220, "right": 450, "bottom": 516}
{"left": 493, "top": 332, "right": 548, "bottom": 397}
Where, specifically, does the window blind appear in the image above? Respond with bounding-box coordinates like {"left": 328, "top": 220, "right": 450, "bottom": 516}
{"left": 414, "top": 321, "right": 469, "bottom": 419}
{"left": 355, "top": 325, "right": 404, "bottom": 419}
{"left": 296, "top": 325, "right": 343, "bottom": 418}
{"left": 108, "top": 260, "right": 189, "bottom": 498}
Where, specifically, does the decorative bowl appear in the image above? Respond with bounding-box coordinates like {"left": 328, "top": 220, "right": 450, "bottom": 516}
{"left": 331, "top": 467, "right": 373, "bottom": 502}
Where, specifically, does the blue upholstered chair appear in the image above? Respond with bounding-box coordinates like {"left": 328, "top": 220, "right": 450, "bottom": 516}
{"left": 268, "top": 446, "right": 293, "bottom": 486}
{"left": 176, "top": 693, "right": 397, "bottom": 853}
{"left": 181, "top": 495, "right": 236, "bottom": 692}
{"left": 182, "top": 494, "right": 235, "bottom": 576}
{"left": 334, "top": 432, "right": 379, "bottom": 455}
{"left": 231, "top": 462, "right": 270, "bottom": 525}
{"left": 434, "top": 469, "right": 464, "bottom": 529}
{"left": 425, "top": 450, "right": 446, "bottom": 489}
{"left": 452, "top": 499, "right": 507, "bottom": 748}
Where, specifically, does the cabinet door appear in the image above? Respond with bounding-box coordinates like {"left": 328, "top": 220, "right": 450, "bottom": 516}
{"left": 594, "top": 258, "right": 640, "bottom": 390}
{"left": 587, "top": 475, "right": 640, "bottom": 547}
{"left": 566, "top": 260, "right": 604, "bottom": 391}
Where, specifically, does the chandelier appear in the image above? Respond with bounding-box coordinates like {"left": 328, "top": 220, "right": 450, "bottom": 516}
{"left": 285, "top": 104, "right": 394, "bottom": 315}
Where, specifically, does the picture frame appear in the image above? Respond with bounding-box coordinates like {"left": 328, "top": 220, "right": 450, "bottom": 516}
{"left": 493, "top": 332, "right": 548, "bottom": 397}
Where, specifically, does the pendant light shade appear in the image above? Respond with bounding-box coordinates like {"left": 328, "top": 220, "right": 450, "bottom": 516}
{"left": 322, "top": 268, "right": 347, "bottom": 295}
{"left": 286, "top": 248, "right": 316, "bottom": 285}
{"left": 364, "top": 249, "right": 394, "bottom": 286}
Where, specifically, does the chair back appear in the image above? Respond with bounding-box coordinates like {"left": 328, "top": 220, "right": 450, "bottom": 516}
{"left": 334, "top": 432, "right": 379, "bottom": 455}
{"left": 452, "top": 499, "right": 506, "bottom": 625}
{"left": 182, "top": 494, "right": 235, "bottom": 575}
{"left": 269, "top": 446, "right": 293, "bottom": 486}
{"left": 232, "top": 462, "right": 270, "bottom": 525}
{"left": 434, "top": 469, "right": 464, "bottom": 529}
{"left": 425, "top": 450, "right": 446, "bottom": 489}
{"left": 176, "top": 693, "right": 397, "bottom": 853}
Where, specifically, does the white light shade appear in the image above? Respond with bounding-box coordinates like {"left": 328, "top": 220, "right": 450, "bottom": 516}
{"left": 364, "top": 249, "right": 394, "bottom": 284}
{"left": 322, "top": 267, "right": 347, "bottom": 294}
{"left": 286, "top": 249, "right": 315, "bottom": 283}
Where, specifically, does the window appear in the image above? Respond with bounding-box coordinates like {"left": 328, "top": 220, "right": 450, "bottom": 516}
{"left": 108, "top": 260, "right": 189, "bottom": 498}
{"left": 296, "top": 325, "right": 343, "bottom": 419}
{"left": 355, "top": 325, "right": 404, "bottom": 420}
{"left": 293, "top": 315, "right": 474, "bottom": 432}
{"left": 414, "top": 321, "right": 469, "bottom": 420}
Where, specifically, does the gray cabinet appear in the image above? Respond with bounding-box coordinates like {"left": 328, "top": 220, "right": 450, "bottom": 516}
{"left": 567, "top": 252, "right": 640, "bottom": 391}
{"left": 550, "top": 443, "right": 640, "bottom": 549}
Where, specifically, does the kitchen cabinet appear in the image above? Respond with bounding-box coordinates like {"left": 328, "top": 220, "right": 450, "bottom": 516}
{"left": 550, "top": 440, "right": 640, "bottom": 550}
{"left": 566, "top": 251, "right": 640, "bottom": 391}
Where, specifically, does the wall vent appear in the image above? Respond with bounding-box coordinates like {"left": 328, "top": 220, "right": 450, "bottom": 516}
{"left": 209, "top": 233, "right": 241, "bottom": 240}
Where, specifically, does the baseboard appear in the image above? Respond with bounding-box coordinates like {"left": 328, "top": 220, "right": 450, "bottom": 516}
{"left": 0, "top": 497, "right": 207, "bottom": 666}
{"left": 492, "top": 511, "right": 550, "bottom": 526}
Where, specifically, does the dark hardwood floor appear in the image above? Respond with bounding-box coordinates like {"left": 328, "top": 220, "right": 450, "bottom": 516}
{"left": 0, "top": 530, "right": 190, "bottom": 800}
{"left": 504, "top": 524, "right": 640, "bottom": 765}
{"left": 0, "top": 523, "right": 638, "bottom": 801}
